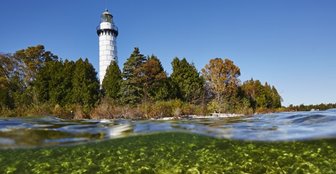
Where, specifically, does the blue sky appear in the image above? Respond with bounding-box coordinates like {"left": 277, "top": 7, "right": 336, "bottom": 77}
{"left": 1, "top": 0, "right": 335, "bottom": 106}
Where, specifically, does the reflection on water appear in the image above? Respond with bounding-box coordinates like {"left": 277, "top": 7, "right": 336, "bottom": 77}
{"left": 0, "top": 109, "right": 336, "bottom": 148}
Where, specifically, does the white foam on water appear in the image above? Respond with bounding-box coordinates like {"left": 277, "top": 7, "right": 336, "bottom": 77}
{"left": 108, "top": 124, "right": 131, "bottom": 138}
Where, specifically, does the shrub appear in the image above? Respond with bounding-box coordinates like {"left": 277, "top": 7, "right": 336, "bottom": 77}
{"left": 90, "top": 98, "right": 122, "bottom": 119}
{"left": 207, "top": 101, "right": 220, "bottom": 113}
{"left": 149, "top": 101, "right": 173, "bottom": 118}
{"left": 233, "top": 98, "right": 254, "bottom": 115}
{"left": 72, "top": 104, "right": 88, "bottom": 119}
{"left": 25, "top": 103, "right": 53, "bottom": 117}
{"left": 52, "top": 104, "right": 73, "bottom": 119}
{"left": 139, "top": 100, "right": 184, "bottom": 118}
{"left": 0, "top": 107, "right": 15, "bottom": 117}
{"left": 122, "top": 106, "right": 144, "bottom": 119}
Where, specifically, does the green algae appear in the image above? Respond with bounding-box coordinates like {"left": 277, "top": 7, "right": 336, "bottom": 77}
{"left": 0, "top": 132, "right": 335, "bottom": 174}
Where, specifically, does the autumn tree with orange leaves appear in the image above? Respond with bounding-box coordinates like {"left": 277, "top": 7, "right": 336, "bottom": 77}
{"left": 202, "top": 58, "right": 241, "bottom": 112}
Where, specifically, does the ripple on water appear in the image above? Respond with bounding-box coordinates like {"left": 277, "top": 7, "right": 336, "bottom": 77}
{"left": 0, "top": 109, "right": 336, "bottom": 148}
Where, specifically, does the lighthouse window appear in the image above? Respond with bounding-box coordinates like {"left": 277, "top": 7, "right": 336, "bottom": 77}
{"left": 101, "top": 14, "right": 112, "bottom": 23}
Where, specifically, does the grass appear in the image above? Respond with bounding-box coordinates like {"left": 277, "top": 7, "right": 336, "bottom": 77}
{"left": 0, "top": 132, "right": 335, "bottom": 173}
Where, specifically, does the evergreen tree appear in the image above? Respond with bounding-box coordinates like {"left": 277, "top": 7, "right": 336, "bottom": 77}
{"left": 135, "top": 55, "right": 167, "bottom": 102}
{"left": 48, "top": 60, "right": 76, "bottom": 106}
{"left": 102, "top": 61, "right": 122, "bottom": 100}
{"left": 34, "top": 62, "right": 52, "bottom": 103}
{"left": 271, "top": 86, "right": 282, "bottom": 108}
{"left": 170, "top": 57, "right": 204, "bottom": 103}
{"left": 241, "top": 79, "right": 282, "bottom": 109}
{"left": 71, "top": 58, "right": 99, "bottom": 109}
{"left": 46, "top": 61, "right": 64, "bottom": 104}
{"left": 153, "top": 77, "right": 178, "bottom": 101}
{"left": 122, "top": 47, "right": 146, "bottom": 80}
{"left": 119, "top": 48, "right": 146, "bottom": 104}
{"left": 34, "top": 60, "right": 75, "bottom": 106}
{"left": 242, "top": 79, "right": 265, "bottom": 108}
{"left": 61, "top": 60, "right": 75, "bottom": 105}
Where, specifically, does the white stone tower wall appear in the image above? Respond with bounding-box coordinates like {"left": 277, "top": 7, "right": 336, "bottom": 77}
{"left": 98, "top": 14, "right": 118, "bottom": 86}
{"left": 98, "top": 30, "right": 117, "bottom": 84}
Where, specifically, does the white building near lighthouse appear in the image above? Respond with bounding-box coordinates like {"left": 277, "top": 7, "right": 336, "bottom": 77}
{"left": 97, "top": 9, "right": 118, "bottom": 85}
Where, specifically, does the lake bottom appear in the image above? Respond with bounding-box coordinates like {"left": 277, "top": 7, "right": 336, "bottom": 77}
{"left": 0, "top": 132, "right": 335, "bottom": 173}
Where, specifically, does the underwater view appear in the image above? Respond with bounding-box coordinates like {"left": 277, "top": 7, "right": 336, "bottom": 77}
{"left": 0, "top": 110, "right": 336, "bottom": 173}
{"left": 2, "top": 0, "right": 336, "bottom": 173}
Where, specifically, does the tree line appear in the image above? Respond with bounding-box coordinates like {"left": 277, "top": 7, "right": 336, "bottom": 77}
{"left": 0, "top": 45, "right": 283, "bottom": 118}
{"left": 287, "top": 103, "right": 336, "bottom": 112}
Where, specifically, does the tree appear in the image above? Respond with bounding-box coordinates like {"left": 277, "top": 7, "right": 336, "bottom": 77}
{"left": 135, "top": 55, "right": 168, "bottom": 102}
{"left": 119, "top": 47, "right": 146, "bottom": 104}
{"left": 241, "top": 79, "right": 282, "bottom": 109}
{"left": 202, "top": 58, "right": 241, "bottom": 110}
{"left": 240, "top": 79, "right": 256, "bottom": 108}
{"left": 1, "top": 48, "right": 55, "bottom": 108}
{"left": 0, "top": 53, "right": 18, "bottom": 82}
{"left": 153, "top": 77, "right": 178, "bottom": 101}
{"left": 34, "top": 59, "right": 75, "bottom": 106}
{"left": 13, "top": 45, "right": 58, "bottom": 86}
{"left": 271, "top": 86, "right": 282, "bottom": 108}
{"left": 122, "top": 47, "right": 146, "bottom": 81}
{"left": 71, "top": 58, "right": 100, "bottom": 110}
{"left": 0, "top": 54, "right": 14, "bottom": 108}
{"left": 0, "top": 45, "right": 59, "bottom": 107}
{"left": 170, "top": 57, "right": 204, "bottom": 103}
{"left": 61, "top": 60, "right": 76, "bottom": 105}
{"left": 102, "top": 61, "right": 122, "bottom": 100}
{"left": 34, "top": 62, "right": 53, "bottom": 103}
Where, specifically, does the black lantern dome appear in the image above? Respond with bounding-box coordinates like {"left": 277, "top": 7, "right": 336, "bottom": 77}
{"left": 97, "top": 9, "right": 118, "bottom": 36}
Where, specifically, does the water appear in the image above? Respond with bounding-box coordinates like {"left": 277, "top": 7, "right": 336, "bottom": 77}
{"left": 1, "top": 110, "right": 336, "bottom": 173}
{"left": 1, "top": 109, "right": 336, "bottom": 148}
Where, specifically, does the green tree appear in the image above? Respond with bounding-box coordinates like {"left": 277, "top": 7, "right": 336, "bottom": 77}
{"left": 271, "top": 86, "right": 282, "bottom": 108}
{"left": 119, "top": 47, "right": 146, "bottom": 104}
{"left": 170, "top": 57, "right": 204, "bottom": 103}
{"left": 61, "top": 60, "right": 76, "bottom": 105}
{"left": 242, "top": 79, "right": 264, "bottom": 109}
{"left": 71, "top": 58, "right": 99, "bottom": 110}
{"left": 34, "top": 62, "right": 52, "bottom": 103}
{"left": 241, "top": 79, "right": 282, "bottom": 109}
{"left": 102, "top": 61, "right": 122, "bottom": 100}
{"left": 262, "top": 82, "right": 282, "bottom": 108}
{"left": 34, "top": 59, "right": 75, "bottom": 106}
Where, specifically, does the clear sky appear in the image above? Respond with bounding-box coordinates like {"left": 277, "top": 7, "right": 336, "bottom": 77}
{"left": 1, "top": 0, "right": 335, "bottom": 106}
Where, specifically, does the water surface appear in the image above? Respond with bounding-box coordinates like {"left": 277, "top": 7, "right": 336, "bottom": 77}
{"left": 1, "top": 110, "right": 336, "bottom": 173}
{"left": 1, "top": 109, "right": 336, "bottom": 148}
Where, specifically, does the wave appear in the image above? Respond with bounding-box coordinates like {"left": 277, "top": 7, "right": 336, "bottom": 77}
{"left": 1, "top": 110, "right": 336, "bottom": 148}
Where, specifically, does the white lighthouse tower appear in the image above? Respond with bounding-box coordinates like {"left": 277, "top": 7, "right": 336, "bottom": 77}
{"left": 97, "top": 9, "right": 118, "bottom": 85}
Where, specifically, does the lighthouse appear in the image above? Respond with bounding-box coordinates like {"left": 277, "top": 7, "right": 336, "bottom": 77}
{"left": 97, "top": 9, "right": 118, "bottom": 85}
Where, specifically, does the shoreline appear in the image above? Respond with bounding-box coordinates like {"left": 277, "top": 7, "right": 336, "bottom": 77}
{"left": 150, "top": 113, "right": 246, "bottom": 121}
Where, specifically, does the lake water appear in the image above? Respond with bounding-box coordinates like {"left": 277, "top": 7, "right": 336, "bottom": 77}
{"left": 1, "top": 110, "right": 336, "bottom": 173}
{"left": 1, "top": 109, "right": 336, "bottom": 148}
